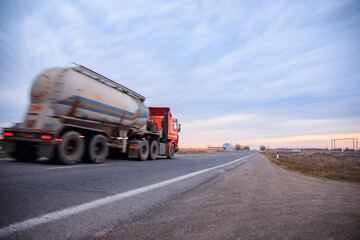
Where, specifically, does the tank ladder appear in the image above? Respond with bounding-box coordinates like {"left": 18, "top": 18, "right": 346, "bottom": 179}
{"left": 72, "top": 63, "right": 146, "bottom": 102}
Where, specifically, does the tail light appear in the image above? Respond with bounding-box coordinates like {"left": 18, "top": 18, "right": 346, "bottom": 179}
{"left": 41, "top": 135, "right": 52, "bottom": 140}
{"left": 3, "top": 132, "right": 14, "bottom": 137}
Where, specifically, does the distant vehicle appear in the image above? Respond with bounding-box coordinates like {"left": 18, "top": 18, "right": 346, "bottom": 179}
{"left": 292, "top": 149, "right": 301, "bottom": 152}
{"left": 2, "top": 64, "right": 181, "bottom": 164}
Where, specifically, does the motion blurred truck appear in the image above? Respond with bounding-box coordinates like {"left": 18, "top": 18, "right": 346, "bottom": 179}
{"left": 2, "top": 64, "right": 181, "bottom": 164}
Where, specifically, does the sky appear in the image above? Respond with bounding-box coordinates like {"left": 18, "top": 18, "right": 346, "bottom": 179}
{"left": 0, "top": 0, "right": 359, "bottom": 149}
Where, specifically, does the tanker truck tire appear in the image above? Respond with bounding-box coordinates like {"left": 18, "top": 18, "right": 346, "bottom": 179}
{"left": 167, "top": 144, "right": 175, "bottom": 159}
{"left": 85, "top": 134, "right": 108, "bottom": 163}
{"left": 139, "top": 140, "right": 149, "bottom": 161}
{"left": 56, "top": 131, "right": 84, "bottom": 165}
{"left": 11, "top": 142, "right": 37, "bottom": 162}
{"left": 148, "top": 140, "right": 159, "bottom": 160}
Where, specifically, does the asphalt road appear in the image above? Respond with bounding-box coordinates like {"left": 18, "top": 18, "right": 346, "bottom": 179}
{"left": 0, "top": 151, "right": 256, "bottom": 239}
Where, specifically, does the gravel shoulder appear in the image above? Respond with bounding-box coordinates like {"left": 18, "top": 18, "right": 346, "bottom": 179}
{"left": 90, "top": 154, "right": 360, "bottom": 240}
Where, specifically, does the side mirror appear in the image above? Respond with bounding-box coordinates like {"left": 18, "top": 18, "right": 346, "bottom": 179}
{"left": 178, "top": 124, "right": 181, "bottom": 132}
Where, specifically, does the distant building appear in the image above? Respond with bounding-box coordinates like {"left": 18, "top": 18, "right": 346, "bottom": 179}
{"left": 222, "top": 143, "right": 235, "bottom": 151}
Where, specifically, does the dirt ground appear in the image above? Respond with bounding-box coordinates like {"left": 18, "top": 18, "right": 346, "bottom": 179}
{"left": 91, "top": 154, "right": 360, "bottom": 240}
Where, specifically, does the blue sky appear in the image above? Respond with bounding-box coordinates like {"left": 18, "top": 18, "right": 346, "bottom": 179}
{"left": 1, "top": 0, "right": 359, "bottom": 148}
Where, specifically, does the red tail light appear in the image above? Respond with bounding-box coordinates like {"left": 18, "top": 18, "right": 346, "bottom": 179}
{"left": 41, "top": 135, "right": 52, "bottom": 140}
{"left": 3, "top": 132, "right": 14, "bottom": 137}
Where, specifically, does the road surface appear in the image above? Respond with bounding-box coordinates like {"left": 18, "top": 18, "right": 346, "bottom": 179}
{"left": 90, "top": 154, "right": 360, "bottom": 240}
{"left": 0, "top": 151, "right": 256, "bottom": 239}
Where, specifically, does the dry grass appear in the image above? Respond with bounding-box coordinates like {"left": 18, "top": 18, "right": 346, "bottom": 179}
{"left": 177, "top": 147, "right": 221, "bottom": 155}
{"left": 0, "top": 152, "right": 10, "bottom": 158}
{"left": 263, "top": 150, "right": 360, "bottom": 183}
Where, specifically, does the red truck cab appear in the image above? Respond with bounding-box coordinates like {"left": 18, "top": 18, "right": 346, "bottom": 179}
{"left": 148, "top": 107, "right": 181, "bottom": 157}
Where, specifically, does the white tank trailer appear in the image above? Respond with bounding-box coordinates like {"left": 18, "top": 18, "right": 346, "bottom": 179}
{"left": 2, "top": 64, "right": 178, "bottom": 164}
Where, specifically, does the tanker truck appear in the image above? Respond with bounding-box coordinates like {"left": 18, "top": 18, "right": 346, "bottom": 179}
{"left": 2, "top": 64, "right": 181, "bottom": 164}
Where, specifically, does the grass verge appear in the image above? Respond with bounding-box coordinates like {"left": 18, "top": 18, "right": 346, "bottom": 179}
{"left": 263, "top": 150, "right": 360, "bottom": 183}
{"left": 0, "top": 152, "right": 10, "bottom": 158}
{"left": 178, "top": 148, "right": 222, "bottom": 155}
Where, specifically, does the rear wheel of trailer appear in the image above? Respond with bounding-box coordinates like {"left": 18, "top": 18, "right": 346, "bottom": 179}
{"left": 55, "top": 131, "right": 84, "bottom": 164}
{"left": 84, "top": 134, "right": 108, "bottom": 163}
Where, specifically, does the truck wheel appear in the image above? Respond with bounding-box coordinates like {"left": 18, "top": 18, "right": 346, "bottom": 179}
{"left": 148, "top": 140, "right": 159, "bottom": 160}
{"left": 56, "top": 131, "right": 84, "bottom": 164}
{"left": 167, "top": 144, "right": 175, "bottom": 159}
{"left": 12, "top": 142, "right": 37, "bottom": 162}
{"left": 139, "top": 140, "right": 149, "bottom": 161}
{"left": 85, "top": 134, "right": 108, "bottom": 163}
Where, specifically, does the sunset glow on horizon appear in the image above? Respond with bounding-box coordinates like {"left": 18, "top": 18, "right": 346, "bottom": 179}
{"left": 180, "top": 132, "right": 360, "bottom": 150}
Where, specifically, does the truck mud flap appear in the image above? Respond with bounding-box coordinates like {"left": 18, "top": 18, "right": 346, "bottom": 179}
{"left": 127, "top": 141, "right": 140, "bottom": 159}
{"left": 37, "top": 145, "right": 55, "bottom": 158}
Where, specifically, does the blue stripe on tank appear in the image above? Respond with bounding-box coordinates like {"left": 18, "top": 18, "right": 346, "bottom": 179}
{"left": 57, "top": 95, "right": 149, "bottom": 120}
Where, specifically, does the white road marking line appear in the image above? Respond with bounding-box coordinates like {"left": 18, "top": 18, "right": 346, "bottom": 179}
{"left": 0, "top": 153, "right": 256, "bottom": 237}
{"left": 46, "top": 164, "right": 111, "bottom": 170}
